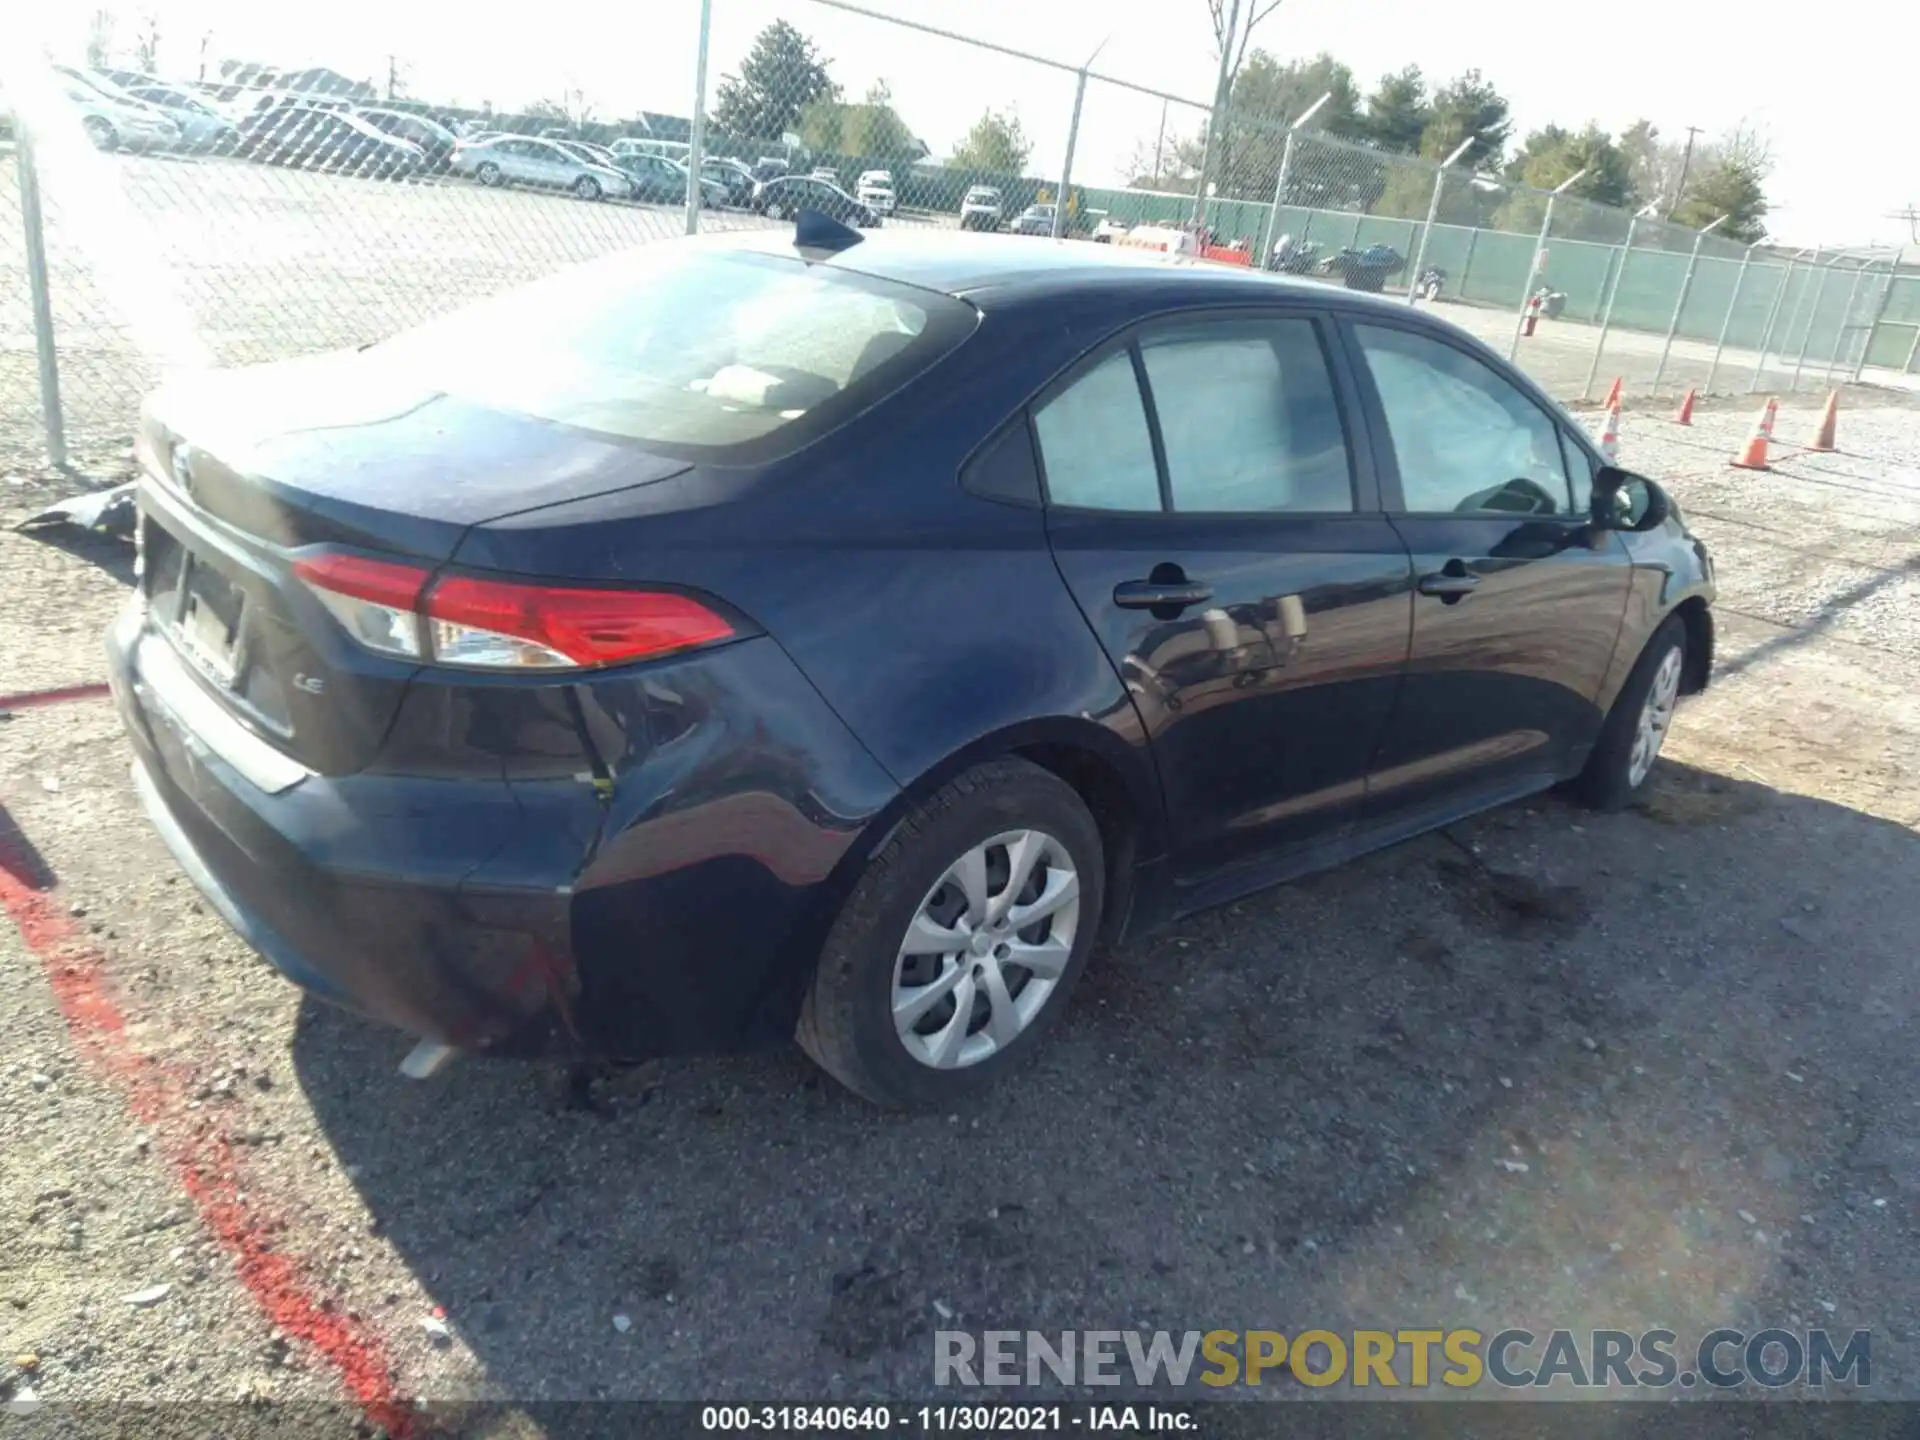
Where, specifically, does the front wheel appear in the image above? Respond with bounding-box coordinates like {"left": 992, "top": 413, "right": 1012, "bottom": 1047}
{"left": 475, "top": 161, "right": 502, "bottom": 187}
{"left": 84, "top": 116, "right": 119, "bottom": 152}
{"left": 764, "top": 200, "right": 785, "bottom": 220}
{"left": 1574, "top": 616, "right": 1686, "bottom": 811}
{"left": 798, "top": 758, "right": 1104, "bottom": 1109}
{"left": 573, "top": 174, "right": 602, "bottom": 201}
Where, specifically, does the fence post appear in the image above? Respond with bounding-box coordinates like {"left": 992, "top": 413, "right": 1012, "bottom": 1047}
{"left": 1407, "top": 135, "right": 1473, "bottom": 305}
{"left": 1651, "top": 233, "right": 1707, "bottom": 394}
{"left": 1261, "top": 130, "right": 1297, "bottom": 260}
{"left": 1787, "top": 259, "right": 1838, "bottom": 394}
{"left": 1507, "top": 168, "right": 1586, "bottom": 361}
{"left": 683, "top": 0, "right": 713, "bottom": 236}
{"left": 1583, "top": 214, "right": 1641, "bottom": 399}
{"left": 1052, "top": 69, "right": 1088, "bottom": 240}
{"left": 1458, "top": 228, "right": 1479, "bottom": 299}
{"left": 1748, "top": 250, "right": 1809, "bottom": 393}
{"left": 1820, "top": 262, "right": 1870, "bottom": 388}
{"left": 1703, "top": 241, "right": 1759, "bottom": 394}
{"left": 1906, "top": 322, "right": 1920, "bottom": 375}
{"left": 1852, "top": 263, "right": 1899, "bottom": 382}
{"left": 15, "top": 124, "right": 67, "bottom": 469}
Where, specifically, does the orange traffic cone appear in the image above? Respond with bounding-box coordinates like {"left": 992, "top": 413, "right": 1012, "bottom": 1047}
{"left": 1731, "top": 398, "right": 1777, "bottom": 470}
{"left": 1602, "top": 376, "right": 1623, "bottom": 410}
{"left": 1672, "top": 388, "right": 1697, "bottom": 426}
{"left": 1597, "top": 403, "right": 1621, "bottom": 462}
{"left": 1808, "top": 389, "right": 1839, "bottom": 452}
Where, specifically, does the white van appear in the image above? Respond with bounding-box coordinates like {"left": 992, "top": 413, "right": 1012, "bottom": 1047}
{"left": 856, "top": 169, "right": 896, "bottom": 215}
{"left": 610, "top": 137, "right": 690, "bottom": 164}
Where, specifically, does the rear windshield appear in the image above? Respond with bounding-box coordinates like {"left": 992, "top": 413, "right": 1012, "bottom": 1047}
{"left": 368, "top": 246, "right": 974, "bottom": 461}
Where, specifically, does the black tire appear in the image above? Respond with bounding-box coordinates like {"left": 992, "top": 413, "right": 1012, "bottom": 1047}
{"left": 573, "top": 174, "right": 601, "bottom": 201}
{"left": 85, "top": 116, "right": 119, "bottom": 152}
{"left": 764, "top": 200, "right": 785, "bottom": 220}
{"left": 798, "top": 758, "right": 1105, "bottom": 1109}
{"left": 475, "top": 161, "right": 502, "bottom": 187}
{"left": 1574, "top": 615, "right": 1686, "bottom": 811}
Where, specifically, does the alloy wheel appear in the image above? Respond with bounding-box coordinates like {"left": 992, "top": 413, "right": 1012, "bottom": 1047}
{"left": 891, "top": 830, "right": 1080, "bottom": 1070}
{"left": 1628, "top": 646, "right": 1683, "bottom": 787}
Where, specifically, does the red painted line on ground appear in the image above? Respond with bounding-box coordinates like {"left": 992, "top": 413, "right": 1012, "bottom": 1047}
{"left": 0, "top": 682, "right": 113, "bottom": 712}
{"left": 0, "top": 822, "right": 413, "bottom": 1437}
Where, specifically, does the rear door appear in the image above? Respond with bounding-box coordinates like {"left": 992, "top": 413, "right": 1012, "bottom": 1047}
{"left": 1338, "top": 317, "right": 1631, "bottom": 828}
{"left": 1037, "top": 311, "right": 1415, "bottom": 894}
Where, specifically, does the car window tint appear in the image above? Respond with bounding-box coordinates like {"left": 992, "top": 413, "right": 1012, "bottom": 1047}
{"left": 1353, "top": 324, "right": 1576, "bottom": 517}
{"left": 1032, "top": 351, "right": 1161, "bottom": 512}
{"left": 1138, "top": 320, "right": 1353, "bottom": 513}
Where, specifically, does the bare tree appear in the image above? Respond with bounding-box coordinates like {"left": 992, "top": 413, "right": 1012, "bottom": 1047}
{"left": 1206, "top": 0, "right": 1288, "bottom": 90}
{"left": 133, "top": 11, "right": 161, "bottom": 72}
{"left": 85, "top": 9, "right": 117, "bottom": 68}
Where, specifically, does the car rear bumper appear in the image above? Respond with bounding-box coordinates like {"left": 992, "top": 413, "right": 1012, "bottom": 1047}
{"left": 107, "top": 592, "right": 904, "bottom": 1062}
{"left": 107, "top": 598, "right": 583, "bottom": 1057}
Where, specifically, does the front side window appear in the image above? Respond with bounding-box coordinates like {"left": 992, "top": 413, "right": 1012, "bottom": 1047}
{"left": 1353, "top": 323, "right": 1576, "bottom": 517}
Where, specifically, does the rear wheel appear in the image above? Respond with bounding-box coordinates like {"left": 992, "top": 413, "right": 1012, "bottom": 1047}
{"left": 764, "top": 200, "right": 786, "bottom": 220}
{"left": 84, "top": 116, "right": 119, "bottom": 152}
{"left": 799, "top": 759, "right": 1104, "bottom": 1108}
{"left": 1575, "top": 616, "right": 1686, "bottom": 811}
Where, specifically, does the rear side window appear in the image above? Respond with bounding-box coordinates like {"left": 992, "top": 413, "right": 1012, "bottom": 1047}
{"left": 1032, "top": 351, "right": 1161, "bottom": 512}
{"left": 367, "top": 248, "right": 975, "bottom": 461}
{"left": 1138, "top": 319, "right": 1353, "bottom": 512}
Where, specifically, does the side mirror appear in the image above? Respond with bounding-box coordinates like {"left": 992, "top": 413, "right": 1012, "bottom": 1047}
{"left": 1590, "top": 466, "right": 1673, "bottom": 533}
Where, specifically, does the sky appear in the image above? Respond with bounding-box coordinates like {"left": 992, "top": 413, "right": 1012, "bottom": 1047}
{"left": 31, "top": 0, "right": 1918, "bottom": 248}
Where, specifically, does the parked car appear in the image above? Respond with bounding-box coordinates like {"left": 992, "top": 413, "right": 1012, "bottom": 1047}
{"left": 856, "top": 169, "right": 897, "bottom": 215}
{"left": 750, "top": 175, "right": 880, "bottom": 226}
{"left": 449, "top": 134, "right": 635, "bottom": 201}
{"left": 57, "top": 81, "right": 181, "bottom": 152}
{"left": 354, "top": 107, "right": 458, "bottom": 171}
{"left": 607, "top": 150, "right": 725, "bottom": 207}
{"left": 1010, "top": 202, "right": 1057, "bottom": 236}
{"left": 108, "top": 228, "right": 1713, "bottom": 1107}
{"left": 236, "top": 107, "right": 425, "bottom": 178}
{"left": 960, "top": 185, "right": 1002, "bottom": 231}
{"left": 120, "top": 81, "right": 240, "bottom": 151}
{"left": 701, "top": 157, "right": 757, "bottom": 207}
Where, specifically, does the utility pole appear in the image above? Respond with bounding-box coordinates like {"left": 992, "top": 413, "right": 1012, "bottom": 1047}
{"left": 1667, "top": 125, "right": 1703, "bottom": 219}
{"left": 197, "top": 29, "right": 211, "bottom": 82}
{"left": 386, "top": 55, "right": 399, "bottom": 101}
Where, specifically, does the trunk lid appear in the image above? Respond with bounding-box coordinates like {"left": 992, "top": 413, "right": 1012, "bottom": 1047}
{"left": 136, "top": 353, "right": 692, "bottom": 775}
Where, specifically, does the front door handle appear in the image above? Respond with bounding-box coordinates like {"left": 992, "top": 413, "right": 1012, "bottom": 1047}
{"left": 1114, "top": 579, "right": 1213, "bottom": 611}
{"left": 1417, "top": 570, "right": 1480, "bottom": 599}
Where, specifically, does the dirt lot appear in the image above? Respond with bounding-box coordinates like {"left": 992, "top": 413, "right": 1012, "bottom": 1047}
{"left": 4, "top": 224, "right": 1920, "bottom": 1423}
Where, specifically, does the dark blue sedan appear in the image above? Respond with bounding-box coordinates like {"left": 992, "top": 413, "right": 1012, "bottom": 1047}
{"left": 108, "top": 218, "right": 1714, "bottom": 1107}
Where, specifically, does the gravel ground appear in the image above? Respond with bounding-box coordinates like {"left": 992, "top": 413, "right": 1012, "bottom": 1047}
{"left": 4, "top": 232, "right": 1920, "bottom": 1422}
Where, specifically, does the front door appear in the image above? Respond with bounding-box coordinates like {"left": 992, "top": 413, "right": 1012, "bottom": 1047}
{"left": 1339, "top": 318, "right": 1632, "bottom": 830}
{"left": 1036, "top": 313, "right": 1414, "bottom": 895}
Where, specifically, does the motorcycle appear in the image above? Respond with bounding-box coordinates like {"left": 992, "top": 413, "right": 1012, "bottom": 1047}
{"left": 1416, "top": 266, "right": 1446, "bottom": 301}
{"left": 1532, "top": 283, "right": 1568, "bottom": 320}
{"left": 1266, "top": 235, "right": 1321, "bottom": 275}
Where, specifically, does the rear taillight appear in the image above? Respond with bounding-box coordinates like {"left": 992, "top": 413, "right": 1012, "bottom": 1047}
{"left": 293, "top": 553, "right": 428, "bottom": 658}
{"left": 294, "top": 554, "right": 733, "bottom": 671}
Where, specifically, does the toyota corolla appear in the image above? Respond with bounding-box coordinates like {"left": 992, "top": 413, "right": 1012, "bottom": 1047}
{"left": 108, "top": 217, "right": 1713, "bottom": 1108}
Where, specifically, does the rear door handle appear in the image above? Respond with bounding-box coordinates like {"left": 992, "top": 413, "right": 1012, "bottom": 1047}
{"left": 1417, "top": 572, "right": 1480, "bottom": 598}
{"left": 1114, "top": 579, "right": 1213, "bottom": 611}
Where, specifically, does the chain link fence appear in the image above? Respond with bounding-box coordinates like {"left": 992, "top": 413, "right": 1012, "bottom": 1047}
{"left": 6, "top": 4, "right": 1917, "bottom": 468}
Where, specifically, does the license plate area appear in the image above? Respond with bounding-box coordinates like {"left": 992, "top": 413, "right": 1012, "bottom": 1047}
{"left": 146, "top": 525, "right": 246, "bottom": 691}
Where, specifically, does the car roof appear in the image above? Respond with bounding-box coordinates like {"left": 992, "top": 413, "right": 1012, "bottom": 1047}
{"left": 698, "top": 227, "right": 1419, "bottom": 316}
